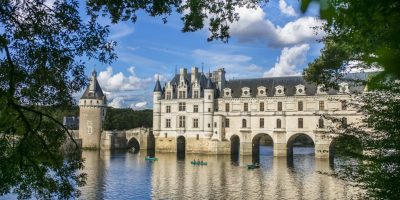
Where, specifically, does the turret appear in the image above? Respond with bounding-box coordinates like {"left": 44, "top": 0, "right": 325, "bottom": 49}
{"left": 203, "top": 77, "right": 215, "bottom": 138}
{"left": 153, "top": 76, "right": 162, "bottom": 137}
{"left": 79, "top": 70, "right": 107, "bottom": 149}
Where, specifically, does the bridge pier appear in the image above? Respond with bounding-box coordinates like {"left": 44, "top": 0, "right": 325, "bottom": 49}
{"left": 240, "top": 142, "right": 252, "bottom": 155}
{"left": 315, "top": 144, "right": 330, "bottom": 159}
{"left": 273, "top": 130, "right": 287, "bottom": 157}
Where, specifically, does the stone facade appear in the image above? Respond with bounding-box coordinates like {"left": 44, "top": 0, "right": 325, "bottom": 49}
{"left": 153, "top": 67, "right": 366, "bottom": 159}
{"left": 78, "top": 70, "right": 107, "bottom": 149}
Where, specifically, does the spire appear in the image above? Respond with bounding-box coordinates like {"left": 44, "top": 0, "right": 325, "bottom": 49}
{"left": 81, "top": 69, "right": 105, "bottom": 99}
{"left": 205, "top": 77, "right": 214, "bottom": 89}
{"left": 154, "top": 75, "right": 162, "bottom": 92}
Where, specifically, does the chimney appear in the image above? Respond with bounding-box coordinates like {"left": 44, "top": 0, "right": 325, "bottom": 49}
{"left": 191, "top": 67, "right": 198, "bottom": 83}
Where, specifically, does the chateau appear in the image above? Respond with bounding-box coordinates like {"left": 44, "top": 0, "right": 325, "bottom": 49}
{"left": 153, "top": 67, "right": 365, "bottom": 158}
{"left": 75, "top": 67, "right": 364, "bottom": 159}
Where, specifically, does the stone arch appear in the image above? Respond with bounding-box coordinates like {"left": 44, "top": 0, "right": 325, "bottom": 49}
{"left": 252, "top": 133, "right": 274, "bottom": 156}
{"left": 329, "top": 135, "right": 362, "bottom": 165}
{"left": 286, "top": 133, "right": 315, "bottom": 157}
{"left": 127, "top": 137, "right": 140, "bottom": 154}
{"left": 177, "top": 136, "right": 186, "bottom": 154}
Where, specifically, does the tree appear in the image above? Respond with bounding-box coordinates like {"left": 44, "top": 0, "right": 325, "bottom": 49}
{"left": 301, "top": 0, "right": 400, "bottom": 88}
{"left": 0, "top": 0, "right": 115, "bottom": 199}
{"left": 326, "top": 81, "right": 400, "bottom": 199}
{"left": 1, "top": 0, "right": 266, "bottom": 198}
{"left": 86, "top": 0, "right": 267, "bottom": 42}
{"left": 299, "top": 0, "right": 400, "bottom": 198}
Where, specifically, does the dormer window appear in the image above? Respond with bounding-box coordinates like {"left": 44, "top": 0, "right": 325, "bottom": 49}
{"left": 275, "top": 85, "right": 285, "bottom": 96}
{"left": 339, "top": 82, "right": 349, "bottom": 94}
{"left": 295, "top": 84, "right": 306, "bottom": 95}
{"left": 223, "top": 88, "right": 232, "bottom": 98}
{"left": 257, "top": 86, "right": 267, "bottom": 97}
{"left": 317, "top": 84, "right": 327, "bottom": 95}
{"left": 241, "top": 87, "right": 251, "bottom": 97}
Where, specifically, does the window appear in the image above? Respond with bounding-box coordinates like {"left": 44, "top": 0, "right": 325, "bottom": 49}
{"left": 298, "top": 101, "right": 303, "bottom": 111}
{"left": 166, "top": 106, "right": 171, "bottom": 113}
{"left": 260, "top": 118, "right": 264, "bottom": 128}
{"left": 276, "top": 119, "right": 281, "bottom": 128}
{"left": 208, "top": 108, "right": 211, "bottom": 112}
{"left": 342, "top": 117, "right": 347, "bottom": 127}
{"left": 319, "top": 101, "right": 324, "bottom": 111}
{"left": 278, "top": 102, "right": 282, "bottom": 111}
{"left": 193, "top": 91, "right": 199, "bottom": 98}
{"left": 179, "top": 116, "right": 186, "bottom": 128}
{"left": 242, "top": 119, "right": 247, "bottom": 128}
{"left": 87, "top": 126, "right": 92, "bottom": 134}
{"left": 318, "top": 118, "right": 324, "bottom": 128}
{"left": 193, "top": 118, "right": 199, "bottom": 128}
{"left": 166, "top": 119, "right": 171, "bottom": 128}
{"left": 208, "top": 95, "right": 211, "bottom": 100}
{"left": 225, "top": 118, "right": 230, "bottom": 128}
{"left": 341, "top": 100, "right": 347, "bottom": 110}
{"left": 178, "top": 91, "right": 186, "bottom": 99}
{"left": 193, "top": 105, "right": 198, "bottom": 113}
{"left": 244, "top": 103, "right": 248, "bottom": 111}
{"left": 208, "top": 123, "right": 211, "bottom": 128}
{"left": 225, "top": 103, "right": 230, "bottom": 112}
{"left": 166, "top": 92, "right": 172, "bottom": 100}
{"left": 298, "top": 118, "right": 303, "bottom": 128}
{"left": 260, "top": 102, "right": 264, "bottom": 111}
{"left": 179, "top": 102, "right": 186, "bottom": 111}
{"left": 214, "top": 122, "right": 217, "bottom": 127}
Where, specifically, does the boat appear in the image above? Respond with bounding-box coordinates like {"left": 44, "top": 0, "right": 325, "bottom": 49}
{"left": 247, "top": 163, "right": 260, "bottom": 169}
{"left": 145, "top": 156, "right": 158, "bottom": 161}
{"left": 191, "top": 161, "right": 208, "bottom": 165}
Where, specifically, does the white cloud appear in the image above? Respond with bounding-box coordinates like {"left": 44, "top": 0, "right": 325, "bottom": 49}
{"left": 108, "top": 97, "right": 126, "bottom": 108}
{"left": 263, "top": 44, "right": 310, "bottom": 77}
{"left": 109, "top": 23, "right": 135, "bottom": 40}
{"left": 230, "top": 6, "right": 324, "bottom": 47}
{"left": 97, "top": 66, "right": 152, "bottom": 92}
{"left": 279, "top": 0, "right": 297, "bottom": 17}
{"left": 95, "top": 66, "right": 155, "bottom": 108}
{"left": 130, "top": 101, "right": 148, "bottom": 110}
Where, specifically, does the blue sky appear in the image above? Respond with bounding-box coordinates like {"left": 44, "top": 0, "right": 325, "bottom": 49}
{"left": 80, "top": 0, "right": 324, "bottom": 109}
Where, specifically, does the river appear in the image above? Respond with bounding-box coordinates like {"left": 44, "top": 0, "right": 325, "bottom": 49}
{"left": 79, "top": 147, "right": 361, "bottom": 200}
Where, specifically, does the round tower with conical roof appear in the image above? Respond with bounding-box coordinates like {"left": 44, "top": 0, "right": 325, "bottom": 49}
{"left": 79, "top": 70, "right": 107, "bottom": 149}
{"left": 153, "top": 76, "right": 162, "bottom": 137}
{"left": 203, "top": 75, "right": 215, "bottom": 138}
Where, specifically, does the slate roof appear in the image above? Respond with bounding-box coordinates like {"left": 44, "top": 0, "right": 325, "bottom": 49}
{"left": 154, "top": 79, "right": 162, "bottom": 92}
{"left": 162, "top": 73, "right": 216, "bottom": 99}
{"left": 223, "top": 73, "right": 370, "bottom": 98}
{"left": 81, "top": 71, "right": 106, "bottom": 100}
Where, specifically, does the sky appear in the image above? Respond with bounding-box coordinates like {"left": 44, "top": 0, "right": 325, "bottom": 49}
{"left": 78, "top": 0, "right": 325, "bottom": 109}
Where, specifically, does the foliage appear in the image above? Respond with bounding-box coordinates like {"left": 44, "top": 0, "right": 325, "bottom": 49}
{"left": 86, "top": 0, "right": 267, "bottom": 42}
{"left": 0, "top": 0, "right": 115, "bottom": 199}
{"left": 104, "top": 108, "right": 152, "bottom": 130}
{"left": 325, "top": 81, "right": 400, "bottom": 199}
{"left": 301, "top": 0, "right": 400, "bottom": 88}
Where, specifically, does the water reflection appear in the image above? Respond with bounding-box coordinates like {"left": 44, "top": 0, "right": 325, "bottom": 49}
{"left": 79, "top": 147, "right": 361, "bottom": 200}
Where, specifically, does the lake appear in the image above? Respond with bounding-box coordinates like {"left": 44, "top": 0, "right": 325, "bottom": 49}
{"left": 79, "top": 147, "right": 361, "bottom": 200}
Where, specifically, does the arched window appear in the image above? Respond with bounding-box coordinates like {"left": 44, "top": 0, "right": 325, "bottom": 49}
{"left": 319, "top": 118, "right": 324, "bottom": 128}
{"left": 277, "top": 119, "right": 281, "bottom": 128}
{"left": 242, "top": 119, "right": 247, "bottom": 128}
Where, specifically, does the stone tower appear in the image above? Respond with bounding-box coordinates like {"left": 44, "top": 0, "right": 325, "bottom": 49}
{"left": 79, "top": 70, "right": 107, "bottom": 149}
{"left": 203, "top": 77, "right": 215, "bottom": 138}
{"left": 152, "top": 76, "right": 162, "bottom": 138}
